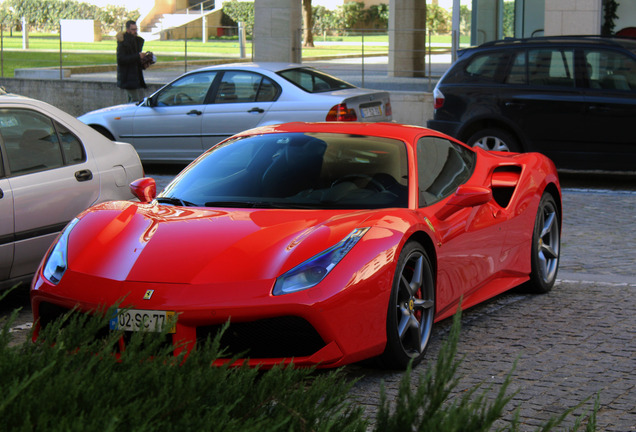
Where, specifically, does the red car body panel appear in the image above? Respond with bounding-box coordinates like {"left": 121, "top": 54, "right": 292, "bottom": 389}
{"left": 31, "top": 122, "right": 561, "bottom": 368}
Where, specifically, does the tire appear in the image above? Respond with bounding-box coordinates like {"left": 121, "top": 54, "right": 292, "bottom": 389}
{"left": 91, "top": 125, "right": 115, "bottom": 141}
{"left": 526, "top": 193, "right": 561, "bottom": 293}
{"left": 467, "top": 128, "right": 521, "bottom": 153}
{"left": 378, "top": 241, "right": 435, "bottom": 370}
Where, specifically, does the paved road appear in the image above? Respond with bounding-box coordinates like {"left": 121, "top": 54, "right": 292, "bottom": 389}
{"left": 3, "top": 172, "right": 635, "bottom": 430}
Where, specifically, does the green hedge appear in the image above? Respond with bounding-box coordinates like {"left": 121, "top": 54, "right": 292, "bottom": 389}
{"left": 0, "top": 0, "right": 139, "bottom": 34}
{"left": 0, "top": 289, "right": 597, "bottom": 431}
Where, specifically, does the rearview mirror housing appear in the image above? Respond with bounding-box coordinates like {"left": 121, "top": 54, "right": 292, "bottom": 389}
{"left": 130, "top": 177, "right": 157, "bottom": 203}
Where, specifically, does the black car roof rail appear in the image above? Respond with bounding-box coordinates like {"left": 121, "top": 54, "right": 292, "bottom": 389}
{"left": 478, "top": 35, "right": 636, "bottom": 48}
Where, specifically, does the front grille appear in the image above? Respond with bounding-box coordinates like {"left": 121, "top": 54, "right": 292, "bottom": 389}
{"left": 196, "top": 316, "right": 326, "bottom": 359}
{"left": 38, "top": 302, "right": 73, "bottom": 329}
{"left": 37, "top": 301, "right": 173, "bottom": 355}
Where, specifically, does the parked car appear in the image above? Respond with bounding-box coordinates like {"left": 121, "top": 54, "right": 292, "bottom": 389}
{"left": 428, "top": 36, "right": 636, "bottom": 171}
{"left": 31, "top": 122, "right": 561, "bottom": 369}
{"left": 79, "top": 63, "right": 393, "bottom": 163}
{"left": 0, "top": 94, "right": 143, "bottom": 289}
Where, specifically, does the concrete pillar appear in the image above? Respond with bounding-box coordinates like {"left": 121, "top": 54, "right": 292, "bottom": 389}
{"left": 253, "top": 0, "right": 302, "bottom": 63}
{"left": 545, "top": 0, "right": 602, "bottom": 36}
{"left": 388, "top": 0, "right": 427, "bottom": 78}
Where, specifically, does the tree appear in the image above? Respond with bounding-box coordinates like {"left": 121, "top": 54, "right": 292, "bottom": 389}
{"left": 303, "top": 0, "right": 314, "bottom": 47}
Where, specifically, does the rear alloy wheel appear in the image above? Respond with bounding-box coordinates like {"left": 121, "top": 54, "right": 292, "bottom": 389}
{"left": 379, "top": 241, "right": 435, "bottom": 369}
{"left": 527, "top": 193, "right": 560, "bottom": 293}
{"left": 467, "top": 128, "right": 520, "bottom": 153}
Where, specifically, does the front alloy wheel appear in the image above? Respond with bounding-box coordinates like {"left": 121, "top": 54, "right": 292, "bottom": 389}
{"left": 379, "top": 241, "right": 435, "bottom": 369}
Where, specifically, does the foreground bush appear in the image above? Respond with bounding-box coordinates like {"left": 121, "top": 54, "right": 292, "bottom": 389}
{"left": 1, "top": 291, "right": 596, "bottom": 431}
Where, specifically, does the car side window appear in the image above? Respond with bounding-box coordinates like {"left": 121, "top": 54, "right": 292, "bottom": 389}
{"left": 528, "top": 49, "right": 575, "bottom": 87}
{"left": 460, "top": 51, "right": 509, "bottom": 83}
{"left": 55, "top": 121, "right": 86, "bottom": 165}
{"left": 417, "top": 136, "right": 475, "bottom": 207}
{"left": 156, "top": 71, "right": 217, "bottom": 106}
{"left": 584, "top": 49, "right": 636, "bottom": 91}
{"left": 506, "top": 51, "right": 527, "bottom": 84}
{"left": 0, "top": 146, "right": 4, "bottom": 178}
{"left": 0, "top": 108, "right": 65, "bottom": 176}
{"left": 214, "top": 71, "right": 276, "bottom": 104}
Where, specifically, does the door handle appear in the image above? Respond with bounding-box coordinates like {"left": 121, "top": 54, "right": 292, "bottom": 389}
{"left": 187, "top": 110, "right": 202, "bottom": 116}
{"left": 75, "top": 169, "right": 93, "bottom": 182}
{"left": 248, "top": 107, "right": 265, "bottom": 114}
{"left": 0, "top": 188, "right": 3, "bottom": 199}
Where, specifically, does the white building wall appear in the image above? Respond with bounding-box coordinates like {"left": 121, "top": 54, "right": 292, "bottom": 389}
{"left": 544, "top": 0, "right": 602, "bottom": 35}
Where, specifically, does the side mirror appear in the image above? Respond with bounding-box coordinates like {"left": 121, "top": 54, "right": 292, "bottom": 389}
{"left": 435, "top": 185, "right": 492, "bottom": 220}
{"left": 140, "top": 96, "right": 156, "bottom": 107}
{"left": 130, "top": 178, "right": 156, "bottom": 203}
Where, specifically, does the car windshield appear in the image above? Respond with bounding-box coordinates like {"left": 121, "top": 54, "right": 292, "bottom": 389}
{"left": 160, "top": 132, "right": 409, "bottom": 209}
{"left": 277, "top": 67, "right": 355, "bottom": 93}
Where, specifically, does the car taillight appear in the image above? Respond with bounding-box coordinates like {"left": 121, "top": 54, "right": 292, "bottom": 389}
{"left": 326, "top": 103, "right": 357, "bottom": 121}
{"left": 433, "top": 87, "right": 445, "bottom": 110}
{"left": 385, "top": 101, "right": 392, "bottom": 117}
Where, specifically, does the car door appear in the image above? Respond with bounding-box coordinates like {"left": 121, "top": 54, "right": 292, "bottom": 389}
{"left": 0, "top": 107, "right": 99, "bottom": 279}
{"left": 201, "top": 71, "right": 277, "bottom": 151}
{"left": 580, "top": 48, "right": 636, "bottom": 170}
{"left": 0, "top": 145, "right": 14, "bottom": 282}
{"left": 416, "top": 136, "right": 504, "bottom": 313}
{"left": 132, "top": 71, "right": 218, "bottom": 162}
{"left": 500, "top": 47, "right": 588, "bottom": 161}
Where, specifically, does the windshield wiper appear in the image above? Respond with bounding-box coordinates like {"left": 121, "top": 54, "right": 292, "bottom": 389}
{"left": 155, "top": 196, "right": 197, "bottom": 207}
{"left": 204, "top": 201, "right": 266, "bottom": 208}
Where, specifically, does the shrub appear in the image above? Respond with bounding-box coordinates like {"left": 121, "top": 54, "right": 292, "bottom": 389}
{"left": 0, "top": 0, "right": 139, "bottom": 34}
{"left": 0, "top": 289, "right": 597, "bottom": 431}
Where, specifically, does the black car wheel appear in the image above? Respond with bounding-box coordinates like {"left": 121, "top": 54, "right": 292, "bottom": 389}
{"left": 527, "top": 193, "right": 561, "bottom": 293}
{"left": 379, "top": 241, "right": 435, "bottom": 369}
{"left": 467, "top": 128, "right": 521, "bottom": 153}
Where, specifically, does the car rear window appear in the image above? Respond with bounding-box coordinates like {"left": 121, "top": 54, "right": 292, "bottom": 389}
{"left": 443, "top": 50, "right": 510, "bottom": 84}
{"left": 278, "top": 67, "right": 355, "bottom": 93}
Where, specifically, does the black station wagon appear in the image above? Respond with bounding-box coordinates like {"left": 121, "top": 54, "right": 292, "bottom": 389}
{"left": 427, "top": 36, "right": 636, "bottom": 171}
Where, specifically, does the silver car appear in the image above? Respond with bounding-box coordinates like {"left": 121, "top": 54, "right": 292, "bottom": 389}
{"left": 0, "top": 94, "right": 143, "bottom": 289}
{"left": 78, "top": 62, "right": 393, "bottom": 163}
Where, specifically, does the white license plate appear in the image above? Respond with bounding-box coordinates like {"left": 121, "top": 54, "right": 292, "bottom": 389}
{"left": 361, "top": 105, "right": 382, "bottom": 118}
{"left": 110, "top": 309, "right": 176, "bottom": 333}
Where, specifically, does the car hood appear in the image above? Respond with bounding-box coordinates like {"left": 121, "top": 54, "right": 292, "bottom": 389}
{"left": 67, "top": 201, "right": 378, "bottom": 284}
{"left": 78, "top": 103, "right": 138, "bottom": 121}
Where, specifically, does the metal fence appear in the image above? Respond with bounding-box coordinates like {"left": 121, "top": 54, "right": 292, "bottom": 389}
{"left": 0, "top": 23, "right": 459, "bottom": 92}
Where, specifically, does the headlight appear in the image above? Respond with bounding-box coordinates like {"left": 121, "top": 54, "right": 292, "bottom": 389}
{"left": 273, "top": 227, "right": 369, "bottom": 295}
{"left": 42, "top": 218, "right": 80, "bottom": 285}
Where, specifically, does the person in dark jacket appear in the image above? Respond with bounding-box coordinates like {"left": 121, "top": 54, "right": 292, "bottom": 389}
{"left": 117, "top": 20, "right": 147, "bottom": 102}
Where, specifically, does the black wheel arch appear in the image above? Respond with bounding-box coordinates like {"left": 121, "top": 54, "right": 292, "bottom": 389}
{"left": 543, "top": 183, "right": 562, "bottom": 228}
{"left": 89, "top": 124, "right": 116, "bottom": 141}
{"left": 404, "top": 231, "right": 437, "bottom": 284}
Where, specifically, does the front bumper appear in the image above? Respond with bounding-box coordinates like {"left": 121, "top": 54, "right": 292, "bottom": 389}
{"left": 31, "top": 266, "right": 391, "bottom": 368}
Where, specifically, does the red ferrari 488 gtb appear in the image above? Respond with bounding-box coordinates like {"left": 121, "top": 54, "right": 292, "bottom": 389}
{"left": 31, "top": 122, "right": 561, "bottom": 369}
